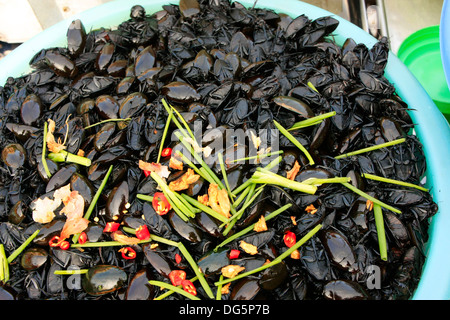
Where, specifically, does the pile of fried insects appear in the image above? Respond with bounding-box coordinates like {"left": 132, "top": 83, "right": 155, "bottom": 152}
{"left": 0, "top": 0, "right": 437, "bottom": 300}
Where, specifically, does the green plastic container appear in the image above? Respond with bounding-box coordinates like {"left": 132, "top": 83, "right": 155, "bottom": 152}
{"left": 398, "top": 26, "right": 450, "bottom": 122}
{"left": 0, "top": 0, "right": 449, "bottom": 300}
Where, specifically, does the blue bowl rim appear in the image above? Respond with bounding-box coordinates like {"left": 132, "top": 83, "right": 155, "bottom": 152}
{"left": 1, "top": 0, "right": 450, "bottom": 300}
{"left": 441, "top": 0, "right": 450, "bottom": 91}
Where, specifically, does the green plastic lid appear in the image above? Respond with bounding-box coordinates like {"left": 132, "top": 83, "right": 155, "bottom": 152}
{"left": 398, "top": 26, "right": 450, "bottom": 116}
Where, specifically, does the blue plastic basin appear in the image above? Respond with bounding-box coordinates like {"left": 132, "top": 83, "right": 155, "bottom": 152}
{"left": 441, "top": 0, "right": 450, "bottom": 91}
{"left": 1, "top": 0, "right": 449, "bottom": 300}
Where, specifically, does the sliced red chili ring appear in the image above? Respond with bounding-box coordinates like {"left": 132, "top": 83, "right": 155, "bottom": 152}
{"left": 103, "top": 221, "right": 120, "bottom": 233}
{"left": 229, "top": 249, "right": 240, "bottom": 259}
{"left": 119, "top": 247, "right": 136, "bottom": 260}
{"left": 283, "top": 231, "right": 297, "bottom": 248}
{"left": 78, "top": 232, "right": 88, "bottom": 245}
{"left": 152, "top": 192, "right": 171, "bottom": 216}
{"left": 181, "top": 279, "right": 197, "bottom": 296}
{"left": 49, "top": 236, "right": 63, "bottom": 247}
{"left": 175, "top": 253, "right": 182, "bottom": 264}
{"left": 161, "top": 147, "right": 172, "bottom": 158}
{"left": 59, "top": 240, "right": 70, "bottom": 250}
{"left": 169, "top": 270, "right": 187, "bottom": 286}
{"left": 135, "top": 225, "right": 150, "bottom": 240}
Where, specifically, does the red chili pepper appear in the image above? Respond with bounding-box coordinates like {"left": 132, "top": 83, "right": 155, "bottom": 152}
{"left": 119, "top": 247, "right": 136, "bottom": 260}
{"left": 49, "top": 236, "right": 63, "bottom": 247}
{"left": 181, "top": 279, "right": 197, "bottom": 296}
{"left": 229, "top": 249, "right": 240, "bottom": 259}
{"left": 152, "top": 192, "right": 171, "bottom": 216}
{"left": 78, "top": 232, "right": 88, "bottom": 245}
{"left": 175, "top": 253, "right": 182, "bottom": 264}
{"left": 135, "top": 225, "right": 150, "bottom": 240}
{"left": 161, "top": 147, "right": 172, "bottom": 158}
{"left": 143, "top": 170, "right": 151, "bottom": 177}
{"left": 283, "top": 231, "right": 297, "bottom": 248}
{"left": 169, "top": 270, "right": 187, "bottom": 286}
{"left": 104, "top": 221, "right": 120, "bottom": 233}
{"left": 59, "top": 240, "right": 70, "bottom": 250}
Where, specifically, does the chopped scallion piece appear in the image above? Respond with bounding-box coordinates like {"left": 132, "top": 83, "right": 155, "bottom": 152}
{"left": 373, "top": 204, "right": 388, "bottom": 261}
{"left": 361, "top": 173, "right": 428, "bottom": 192}
{"left": 335, "top": 138, "right": 406, "bottom": 159}
{"left": 273, "top": 120, "right": 315, "bottom": 165}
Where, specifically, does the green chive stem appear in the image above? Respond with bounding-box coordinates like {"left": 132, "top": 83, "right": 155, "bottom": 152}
{"left": 168, "top": 102, "right": 196, "bottom": 141}
{"left": 147, "top": 234, "right": 214, "bottom": 299}
{"left": 161, "top": 99, "right": 192, "bottom": 140}
{"left": 72, "top": 238, "right": 153, "bottom": 248}
{"left": 334, "top": 138, "right": 406, "bottom": 160}
{"left": 229, "top": 150, "right": 284, "bottom": 163}
{"left": 180, "top": 194, "right": 228, "bottom": 223}
{"left": 48, "top": 150, "right": 91, "bottom": 167}
{"left": 149, "top": 280, "right": 200, "bottom": 300}
{"left": 222, "top": 184, "right": 265, "bottom": 235}
{"left": 154, "top": 276, "right": 199, "bottom": 300}
{"left": 150, "top": 171, "right": 194, "bottom": 220}
{"left": 361, "top": 173, "right": 429, "bottom": 192}
{"left": 288, "top": 111, "right": 336, "bottom": 131}
{"left": 157, "top": 112, "right": 173, "bottom": 163}
{"left": 273, "top": 119, "right": 315, "bottom": 165}
{"left": 341, "top": 182, "right": 401, "bottom": 214}
{"left": 73, "top": 165, "right": 113, "bottom": 243}
{"left": 42, "top": 121, "right": 52, "bottom": 178}
{"left": 373, "top": 204, "right": 388, "bottom": 261}
{"left": 214, "top": 203, "right": 292, "bottom": 251}
{"left": 216, "top": 275, "right": 224, "bottom": 300}
{"left": 231, "top": 156, "right": 282, "bottom": 196}
{"left": 7, "top": 229, "right": 40, "bottom": 263}
{"left": 218, "top": 152, "right": 235, "bottom": 202}
{"left": 302, "top": 177, "right": 351, "bottom": 186}
{"left": 251, "top": 168, "right": 317, "bottom": 194}
{"left": 0, "top": 244, "right": 9, "bottom": 283}
{"left": 137, "top": 194, "right": 154, "bottom": 202}
{"left": 175, "top": 150, "right": 217, "bottom": 187}
{"left": 177, "top": 243, "right": 214, "bottom": 299}
{"left": 232, "top": 183, "right": 252, "bottom": 209}
{"left": 214, "top": 223, "right": 322, "bottom": 287}
{"left": 84, "top": 118, "right": 131, "bottom": 130}
{"left": 175, "top": 131, "right": 226, "bottom": 190}
{"left": 54, "top": 269, "right": 89, "bottom": 275}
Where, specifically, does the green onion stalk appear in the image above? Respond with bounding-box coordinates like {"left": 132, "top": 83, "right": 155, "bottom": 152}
{"left": 361, "top": 173, "right": 428, "bottom": 192}
{"left": 48, "top": 150, "right": 92, "bottom": 167}
{"left": 157, "top": 112, "right": 173, "bottom": 163}
{"left": 150, "top": 171, "right": 197, "bottom": 220}
{"left": 214, "top": 203, "right": 293, "bottom": 251}
{"left": 174, "top": 131, "right": 226, "bottom": 191}
{"left": 84, "top": 118, "right": 131, "bottom": 130}
{"left": 334, "top": 138, "right": 406, "bottom": 160}
{"left": 154, "top": 276, "right": 199, "bottom": 300}
{"left": 72, "top": 165, "right": 113, "bottom": 243}
{"left": 250, "top": 168, "right": 317, "bottom": 194}
{"left": 148, "top": 234, "right": 215, "bottom": 300}
{"left": 0, "top": 244, "right": 9, "bottom": 283}
{"left": 288, "top": 111, "right": 336, "bottom": 131}
{"left": 214, "top": 224, "right": 322, "bottom": 287}
{"left": 221, "top": 184, "right": 265, "bottom": 235}
{"left": 231, "top": 155, "right": 283, "bottom": 196}
{"left": 149, "top": 280, "right": 200, "bottom": 300}
{"left": 273, "top": 119, "right": 315, "bottom": 165}
{"left": 340, "top": 182, "right": 401, "bottom": 214}
{"left": 7, "top": 229, "right": 40, "bottom": 264}
{"left": 373, "top": 204, "right": 388, "bottom": 261}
